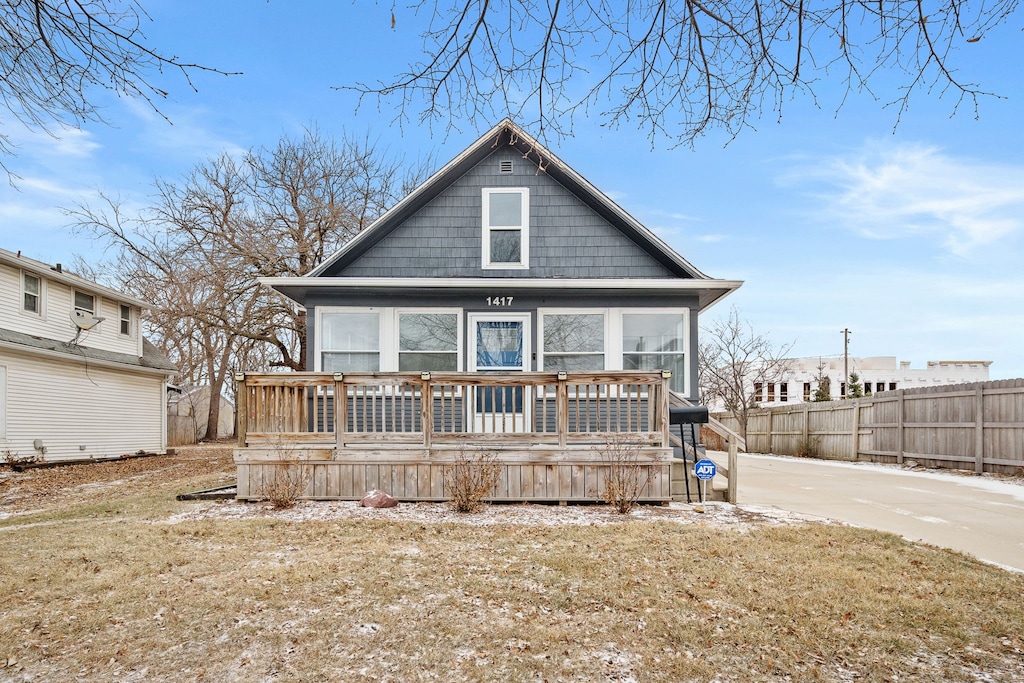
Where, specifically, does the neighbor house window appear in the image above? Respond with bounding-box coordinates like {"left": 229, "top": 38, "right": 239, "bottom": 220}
{"left": 119, "top": 304, "right": 132, "bottom": 336}
{"left": 482, "top": 188, "right": 529, "bottom": 268}
{"left": 864, "top": 382, "right": 872, "bottom": 395}
{"left": 22, "top": 272, "right": 40, "bottom": 314}
{"left": 803, "top": 382, "right": 811, "bottom": 401}
{"left": 398, "top": 312, "right": 459, "bottom": 371}
{"left": 877, "top": 382, "right": 885, "bottom": 393}
{"left": 320, "top": 310, "right": 380, "bottom": 372}
{"left": 74, "top": 290, "right": 95, "bottom": 315}
{"left": 541, "top": 312, "right": 605, "bottom": 372}
{"left": 622, "top": 312, "right": 685, "bottom": 392}
{"left": 889, "top": 382, "right": 897, "bottom": 391}
{"left": 767, "top": 383, "right": 776, "bottom": 402}
{"left": 779, "top": 382, "right": 788, "bottom": 402}
{"left": 754, "top": 382, "right": 763, "bottom": 402}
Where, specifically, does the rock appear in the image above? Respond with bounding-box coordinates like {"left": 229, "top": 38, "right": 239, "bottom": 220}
{"left": 360, "top": 489, "right": 398, "bottom": 508}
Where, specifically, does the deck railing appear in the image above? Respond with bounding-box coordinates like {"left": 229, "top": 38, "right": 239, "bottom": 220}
{"left": 236, "top": 371, "right": 673, "bottom": 455}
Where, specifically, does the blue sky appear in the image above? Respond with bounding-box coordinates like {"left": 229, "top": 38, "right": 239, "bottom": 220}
{"left": 2, "top": 2, "right": 1022, "bottom": 377}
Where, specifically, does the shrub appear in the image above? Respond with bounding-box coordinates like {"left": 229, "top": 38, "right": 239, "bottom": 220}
{"left": 262, "top": 440, "right": 311, "bottom": 509}
{"left": 445, "top": 450, "right": 501, "bottom": 513}
{"left": 595, "top": 433, "right": 653, "bottom": 514}
{"left": 795, "top": 436, "right": 820, "bottom": 459}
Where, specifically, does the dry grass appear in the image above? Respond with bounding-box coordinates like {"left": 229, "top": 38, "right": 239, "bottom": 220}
{"left": 1, "top": 447, "right": 1023, "bottom": 682}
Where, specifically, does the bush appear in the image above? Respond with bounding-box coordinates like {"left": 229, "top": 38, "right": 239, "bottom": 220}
{"left": 445, "top": 450, "right": 501, "bottom": 513}
{"left": 262, "top": 440, "right": 311, "bottom": 509}
{"left": 795, "top": 436, "right": 820, "bottom": 458}
{"left": 595, "top": 433, "right": 653, "bottom": 514}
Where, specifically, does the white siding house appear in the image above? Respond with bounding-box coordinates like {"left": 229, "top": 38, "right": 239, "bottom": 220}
{"left": 0, "top": 248, "right": 176, "bottom": 463}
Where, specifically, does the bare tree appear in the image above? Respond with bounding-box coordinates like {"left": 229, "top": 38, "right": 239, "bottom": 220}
{"left": 698, "top": 307, "right": 793, "bottom": 438}
{"left": 350, "top": 1, "right": 1017, "bottom": 145}
{"left": 72, "top": 128, "right": 428, "bottom": 439}
{"left": 0, "top": 0, "right": 233, "bottom": 168}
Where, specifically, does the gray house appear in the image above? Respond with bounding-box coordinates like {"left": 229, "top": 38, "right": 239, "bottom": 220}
{"left": 237, "top": 119, "right": 741, "bottom": 503}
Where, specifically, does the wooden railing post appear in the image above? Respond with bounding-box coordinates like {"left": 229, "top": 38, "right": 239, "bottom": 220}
{"left": 659, "top": 376, "right": 670, "bottom": 448}
{"left": 235, "top": 373, "right": 247, "bottom": 448}
{"left": 334, "top": 373, "right": 346, "bottom": 451}
{"left": 421, "top": 373, "right": 434, "bottom": 451}
{"left": 556, "top": 375, "right": 568, "bottom": 449}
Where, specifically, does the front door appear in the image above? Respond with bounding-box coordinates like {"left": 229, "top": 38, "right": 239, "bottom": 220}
{"left": 468, "top": 313, "right": 530, "bottom": 432}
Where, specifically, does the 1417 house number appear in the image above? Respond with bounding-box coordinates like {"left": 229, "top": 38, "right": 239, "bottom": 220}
{"left": 486, "top": 296, "right": 514, "bottom": 306}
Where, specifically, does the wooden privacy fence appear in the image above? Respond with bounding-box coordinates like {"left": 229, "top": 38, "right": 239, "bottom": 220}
{"left": 718, "top": 379, "right": 1024, "bottom": 474}
{"left": 234, "top": 370, "right": 678, "bottom": 503}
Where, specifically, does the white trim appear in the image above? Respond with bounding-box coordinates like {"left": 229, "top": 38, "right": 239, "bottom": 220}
{"left": 468, "top": 312, "right": 531, "bottom": 372}
{"left": 74, "top": 289, "right": 96, "bottom": 315}
{"left": 615, "top": 308, "right": 690, "bottom": 396}
{"left": 263, "top": 276, "right": 742, "bottom": 292}
{"left": 537, "top": 308, "right": 608, "bottom": 372}
{"left": 19, "top": 270, "right": 44, "bottom": 319}
{"left": 315, "top": 306, "right": 384, "bottom": 372}
{"left": 118, "top": 302, "right": 134, "bottom": 338}
{"left": 394, "top": 308, "right": 464, "bottom": 372}
{"left": 0, "top": 340, "right": 173, "bottom": 378}
{"left": 481, "top": 187, "right": 530, "bottom": 270}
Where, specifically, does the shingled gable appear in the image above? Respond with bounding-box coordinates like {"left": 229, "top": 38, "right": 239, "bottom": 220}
{"left": 263, "top": 119, "right": 740, "bottom": 311}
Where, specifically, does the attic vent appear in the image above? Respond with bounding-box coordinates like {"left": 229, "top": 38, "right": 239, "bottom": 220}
{"left": 499, "top": 160, "right": 514, "bottom": 174}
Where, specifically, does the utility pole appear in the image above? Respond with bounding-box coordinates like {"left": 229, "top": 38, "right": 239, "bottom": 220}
{"left": 840, "top": 328, "right": 851, "bottom": 398}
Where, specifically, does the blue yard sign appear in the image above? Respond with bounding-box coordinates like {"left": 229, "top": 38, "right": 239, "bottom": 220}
{"left": 694, "top": 459, "right": 717, "bottom": 481}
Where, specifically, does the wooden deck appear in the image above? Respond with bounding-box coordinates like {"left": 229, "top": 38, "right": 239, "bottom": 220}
{"left": 233, "top": 371, "right": 675, "bottom": 503}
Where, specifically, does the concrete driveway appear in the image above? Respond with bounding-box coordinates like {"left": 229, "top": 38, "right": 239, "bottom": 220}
{"left": 718, "top": 452, "right": 1024, "bottom": 573}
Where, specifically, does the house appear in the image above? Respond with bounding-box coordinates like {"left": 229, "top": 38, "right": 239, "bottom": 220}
{"left": 236, "top": 119, "right": 742, "bottom": 503}
{"left": 0, "top": 248, "right": 176, "bottom": 464}
{"left": 754, "top": 356, "right": 993, "bottom": 406}
{"left": 167, "top": 386, "right": 236, "bottom": 445}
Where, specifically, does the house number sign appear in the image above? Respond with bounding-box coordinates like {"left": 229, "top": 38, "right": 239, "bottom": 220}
{"left": 486, "top": 296, "right": 514, "bottom": 306}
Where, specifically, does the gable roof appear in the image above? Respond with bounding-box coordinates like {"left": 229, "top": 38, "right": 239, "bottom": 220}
{"left": 0, "top": 247, "right": 155, "bottom": 310}
{"left": 264, "top": 119, "right": 741, "bottom": 310}
{"left": 313, "top": 119, "right": 712, "bottom": 279}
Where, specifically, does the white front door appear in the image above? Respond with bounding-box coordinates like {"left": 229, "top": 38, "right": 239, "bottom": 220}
{"left": 468, "top": 313, "right": 530, "bottom": 432}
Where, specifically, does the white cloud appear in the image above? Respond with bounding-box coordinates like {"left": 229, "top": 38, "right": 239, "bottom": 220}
{"left": 782, "top": 141, "right": 1024, "bottom": 256}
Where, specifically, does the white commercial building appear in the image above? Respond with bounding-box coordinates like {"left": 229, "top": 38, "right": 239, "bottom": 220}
{"left": 754, "top": 356, "right": 992, "bottom": 407}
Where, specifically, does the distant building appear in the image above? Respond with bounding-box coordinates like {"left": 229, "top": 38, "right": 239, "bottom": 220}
{"left": 754, "top": 356, "right": 992, "bottom": 407}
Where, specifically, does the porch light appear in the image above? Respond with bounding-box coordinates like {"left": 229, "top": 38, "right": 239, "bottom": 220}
{"left": 420, "top": 371, "right": 431, "bottom": 380}
{"left": 233, "top": 372, "right": 245, "bottom": 382}
{"left": 333, "top": 372, "right": 344, "bottom": 381}
{"left": 661, "top": 370, "right": 672, "bottom": 379}
{"left": 556, "top": 371, "right": 568, "bottom": 381}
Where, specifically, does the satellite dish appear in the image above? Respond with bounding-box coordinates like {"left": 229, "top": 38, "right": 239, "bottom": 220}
{"left": 71, "top": 310, "right": 106, "bottom": 330}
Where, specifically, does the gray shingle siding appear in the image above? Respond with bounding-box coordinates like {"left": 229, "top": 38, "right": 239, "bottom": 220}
{"left": 336, "top": 147, "right": 674, "bottom": 279}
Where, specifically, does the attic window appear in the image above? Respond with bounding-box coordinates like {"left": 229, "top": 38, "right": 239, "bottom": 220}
{"left": 499, "top": 160, "right": 513, "bottom": 174}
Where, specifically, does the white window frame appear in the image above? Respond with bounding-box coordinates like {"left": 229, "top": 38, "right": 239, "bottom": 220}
{"left": 481, "top": 187, "right": 530, "bottom": 270}
{"left": 118, "top": 303, "right": 133, "bottom": 337}
{"left": 21, "top": 271, "right": 43, "bottom": 317}
{"left": 74, "top": 290, "right": 96, "bottom": 315}
{"left": 394, "top": 308, "right": 463, "bottom": 372}
{"left": 613, "top": 308, "right": 690, "bottom": 396}
{"left": 467, "top": 312, "right": 531, "bottom": 372}
{"left": 537, "top": 308, "right": 608, "bottom": 372}
{"left": 316, "top": 307, "right": 385, "bottom": 372}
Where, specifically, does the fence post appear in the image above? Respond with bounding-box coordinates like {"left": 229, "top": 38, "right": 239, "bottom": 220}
{"left": 727, "top": 437, "right": 738, "bottom": 504}
{"left": 766, "top": 409, "right": 774, "bottom": 454}
{"left": 896, "top": 390, "right": 905, "bottom": 464}
{"left": 851, "top": 400, "right": 860, "bottom": 461}
{"left": 975, "top": 386, "right": 985, "bottom": 474}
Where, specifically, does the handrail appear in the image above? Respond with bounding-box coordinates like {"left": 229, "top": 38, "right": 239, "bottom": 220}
{"left": 669, "top": 391, "right": 746, "bottom": 452}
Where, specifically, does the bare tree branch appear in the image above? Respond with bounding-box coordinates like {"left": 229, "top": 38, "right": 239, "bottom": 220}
{"left": 345, "top": 0, "right": 1018, "bottom": 145}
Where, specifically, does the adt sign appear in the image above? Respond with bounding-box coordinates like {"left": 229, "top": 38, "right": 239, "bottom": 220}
{"left": 694, "top": 459, "right": 717, "bottom": 481}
